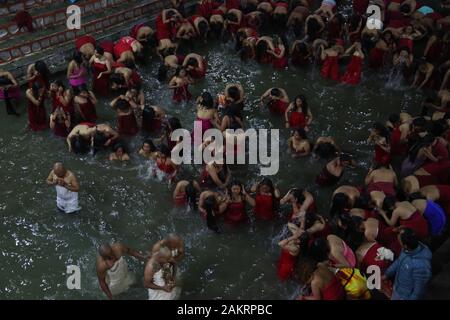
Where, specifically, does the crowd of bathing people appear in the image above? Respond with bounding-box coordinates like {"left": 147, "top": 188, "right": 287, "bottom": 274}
{"left": 2, "top": 0, "right": 450, "bottom": 300}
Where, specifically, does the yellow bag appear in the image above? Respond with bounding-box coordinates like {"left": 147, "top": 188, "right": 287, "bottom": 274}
{"left": 336, "top": 268, "right": 371, "bottom": 300}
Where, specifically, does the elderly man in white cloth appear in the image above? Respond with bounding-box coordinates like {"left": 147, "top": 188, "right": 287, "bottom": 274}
{"left": 46, "top": 162, "right": 81, "bottom": 213}
{"left": 96, "top": 242, "right": 146, "bottom": 299}
{"left": 144, "top": 246, "right": 182, "bottom": 300}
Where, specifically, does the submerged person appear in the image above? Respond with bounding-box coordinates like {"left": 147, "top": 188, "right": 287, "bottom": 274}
{"left": 73, "top": 85, "right": 98, "bottom": 124}
{"left": 144, "top": 247, "right": 181, "bottom": 300}
{"left": 89, "top": 46, "right": 112, "bottom": 97}
{"left": 249, "top": 178, "right": 281, "bottom": 220}
{"left": 222, "top": 181, "right": 255, "bottom": 225}
{"left": 96, "top": 242, "right": 146, "bottom": 300}
{"left": 340, "top": 42, "right": 364, "bottom": 86}
{"left": 284, "top": 95, "right": 312, "bottom": 130}
{"left": 110, "top": 96, "right": 139, "bottom": 136}
{"left": 288, "top": 128, "right": 311, "bottom": 158}
{"left": 46, "top": 162, "right": 80, "bottom": 214}
{"left": 109, "top": 144, "right": 130, "bottom": 162}
{"left": 139, "top": 139, "right": 158, "bottom": 160}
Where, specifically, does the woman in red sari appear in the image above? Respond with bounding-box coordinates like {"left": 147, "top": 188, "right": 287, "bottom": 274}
{"left": 340, "top": 42, "right": 364, "bottom": 85}
{"left": 49, "top": 105, "right": 71, "bottom": 138}
{"left": 320, "top": 41, "right": 344, "bottom": 81}
{"left": 222, "top": 181, "right": 254, "bottom": 225}
{"left": 73, "top": 85, "right": 97, "bottom": 124}
{"left": 284, "top": 95, "right": 313, "bottom": 130}
{"left": 110, "top": 96, "right": 139, "bottom": 136}
{"left": 260, "top": 87, "right": 289, "bottom": 116}
{"left": 247, "top": 178, "right": 281, "bottom": 220}
{"left": 169, "top": 67, "right": 193, "bottom": 103}
{"left": 89, "top": 46, "right": 112, "bottom": 97}
{"left": 270, "top": 36, "right": 288, "bottom": 69}
{"left": 367, "top": 122, "right": 391, "bottom": 166}
{"left": 369, "top": 30, "right": 395, "bottom": 70}
{"left": 25, "top": 82, "right": 47, "bottom": 132}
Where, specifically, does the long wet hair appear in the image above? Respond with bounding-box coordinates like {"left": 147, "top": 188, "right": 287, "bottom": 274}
{"left": 199, "top": 91, "right": 214, "bottom": 109}
{"left": 308, "top": 237, "right": 329, "bottom": 263}
{"left": 92, "top": 131, "right": 107, "bottom": 154}
{"left": 186, "top": 181, "right": 198, "bottom": 209}
{"left": 407, "top": 134, "right": 435, "bottom": 162}
{"left": 71, "top": 135, "right": 90, "bottom": 154}
{"left": 72, "top": 50, "right": 83, "bottom": 65}
{"left": 292, "top": 95, "right": 308, "bottom": 114}
{"left": 142, "top": 105, "right": 156, "bottom": 126}
{"left": 227, "top": 86, "right": 241, "bottom": 102}
{"left": 255, "top": 40, "right": 268, "bottom": 62}
{"left": 306, "top": 17, "right": 320, "bottom": 38}
{"left": 329, "top": 192, "right": 350, "bottom": 217}
{"left": 314, "top": 142, "right": 338, "bottom": 159}
{"left": 210, "top": 21, "right": 223, "bottom": 39}
{"left": 373, "top": 122, "right": 390, "bottom": 143}
{"left": 35, "top": 60, "right": 50, "bottom": 82}
{"left": 204, "top": 195, "right": 219, "bottom": 233}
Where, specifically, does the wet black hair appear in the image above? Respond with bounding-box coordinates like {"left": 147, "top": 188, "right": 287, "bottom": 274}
{"left": 227, "top": 86, "right": 240, "bottom": 102}
{"left": 292, "top": 20, "right": 303, "bottom": 38}
{"left": 430, "top": 120, "right": 446, "bottom": 137}
{"left": 35, "top": 60, "right": 50, "bottom": 81}
{"left": 31, "top": 81, "right": 43, "bottom": 97}
{"left": 354, "top": 193, "right": 370, "bottom": 210}
{"left": 93, "top": 131, "right": 107, "bottom": 154}
{"left": 349, "top": 14, "right": 362, "bottom": 32}
{"left": 72, "top": 50, "right": 83, "bottom": 64}
{"left": 109, "top": 73, "right": 126, "bottom": 86}
{"left": 373, "top": 122, "right": 390, "bottom": 143}
{"left": 270, "top": 88, "right": 281, "bottom": 97}
{"left": 399, "top": 227, "right": 419, "bottom": 250}
{"left": 293, "top": 95, "right": 308, "bottom": 114}
{"left": 174, "top": 66, "right": 187, "bottom": 77}
{"left": 197, "top": 20, "right": 209, "bottom": 38}
{"left": 186, "top": 57, "right": 199, "bottom": 68}
{"left": 142, "top": 139, "right": 156, "bottom": 152}
{"left": 306, "top": 17, "right": 320, "bottom": 38}
{"left": 95, "top": 45, "right": 104, "bottom": 55}
{"left": 225, "top": 103, "right": 242, "bottom": 121}
{"left": 255, "top": 40, "right": 268, "bottom": 62}
{"left": 400, "top": 3, "right": 412, "bottom": 15}
{"left": 158, "top": 144, "right": 171, "bottom": 157}
{"left": 71, "top": 135, "right": 90, "bottom": 154}
{"left": 273, "top": 13, "right": 287, "bottom": 28}
{"left": 315, "top": 142, "right": 337, "bottom": 159}
{"left": 168, "top": 117, "right": 182, "bottom": 131}
{"left": 412, "top": 117, "right": 427, "bottom": 130}
{"left": 209, "top": 21, "right": 223, "bottom": 39}
{"left": 308, "top": 237, "right": 329, "bottom": 263}
{"left": 225, "top": 12, "right": 238, "bottom": 23}
{"left": 113, "top": 143, "right": 126, "bottom": 153}
{"left": 157, "top": 64, "right": 168, "bottom": 81}
{"left": 186, "top": 181, "right": 198, "bottom": 209}
{"left": 294, "top": 128, "right": 307, "bottom": 139}
{"left": 290, "top": 188, "right": 306, "bottom": 205}
{"left": 142, "top": 105, "right": 156, "bottom": 129}
{"left": 115, "top": 98, "right": 130, "bottom": 111}
{"left": 199, "top": 91, "right": 214, "bottom": 109}
{"left": 388, "top": 113, "right": 400, "bottom": 125}
{"left": 240, "top": 43, "right": 254, "bottom": 61}
{"left": 330, "top": 193, "right": 350, "bottom": 217}
{"left": 382, "top": 195, "right": 397, "bottom": 218}
{"left": 204, "top": 195, "right": 220, "bottom": 233}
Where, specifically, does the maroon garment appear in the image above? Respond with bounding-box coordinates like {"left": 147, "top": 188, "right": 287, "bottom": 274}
{"left": 78, "top": 99, "right": 97, "bottom": 123}
{"left": 27, "top": 99, "right": 47, "bottom": 131}
{"left": 13, "top": 11, "right": 34, "bottom": 32}
{"left": 117, "top": 113, "right": 138, "bottom": 136}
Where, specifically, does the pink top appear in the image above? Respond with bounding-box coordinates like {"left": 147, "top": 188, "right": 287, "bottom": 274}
{"left": 69, "top": 65, "right": 87, "bottom": 87}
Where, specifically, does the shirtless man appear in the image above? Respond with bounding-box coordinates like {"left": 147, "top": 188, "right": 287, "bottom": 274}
{"left": 96, "top": 242, "right": 146, "bottom": 299}
{"left": 46, "top": 162, "right": 80, "bottom": 213}
{"left": 152, "top": 234, "right": 185, "bottom": 263}
{"left": 144, "top": 247, "right": 181, "bottom": 300}
{"left": 67, "top": 123, "right": 119, "bottom": 152}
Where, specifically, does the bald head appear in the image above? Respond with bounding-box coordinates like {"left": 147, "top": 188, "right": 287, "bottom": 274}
{"left": 53, "top": 162, "right": 67, "bottom": 178}
{"left": 155, "top": 246, "right": 171, "bottom": 262}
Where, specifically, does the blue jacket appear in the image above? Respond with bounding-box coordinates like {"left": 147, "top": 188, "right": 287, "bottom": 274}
{"left": 385, "top": 243, "right": 432, "bottom": 300}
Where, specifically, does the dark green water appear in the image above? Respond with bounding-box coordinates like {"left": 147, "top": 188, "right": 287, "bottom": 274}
{"left": 0, "top": 38, "right": 426, "bottom": 299}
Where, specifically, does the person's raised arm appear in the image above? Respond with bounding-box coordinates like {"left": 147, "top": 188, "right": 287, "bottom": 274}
{"left": 120, "top": 243, "right": 146, "bottom": 260}
{"left": 46, "top": 170, "right": 56, "bottom": 185}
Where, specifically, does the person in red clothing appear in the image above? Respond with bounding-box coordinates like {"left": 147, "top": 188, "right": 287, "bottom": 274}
{"left": 224, "top": 8, "right": 244, "bottom": 36}
{"left": 110, "top": 96, "right": 138, "bottom": 136}
{"left": 260, "top": 87, "right": 289, "bottom": 116}
{"left": 269, "top": 35, "right": 288, "bottom": 69}
{"left": 198, "top": 190, "right": 227, "bottom": 233}
{"left": 26, "top": 61, "right": 51, "bottom": 90}
{"left": 356, "top": 241, "right": 394, "bottom": 276}
{"left": 272, "top": 1, "right": 289, "bottom": 27}
{"left": 340, "top": 42, "right": 364, "bottom": 85}
{"left": 49, "top": 105, "right": 71, "bottom": 138}
{"left": 222, "top": 181, "right": 254, "bottom": 225}
{"left": 75, "top": 35, "right": 96, "bottom": 60}
{"left": 280, "top": 188, "right": 316, "bottom": 223}
{"left": 169, "top": 67, "right": 193, "bottom": 103}
{"left": 196, "top": 0, "right": 222, "bottom": 20}
{"left": 182, "top": 53, "right": 207, "bottom": 79}
{"left": 277, "top": 227, "right": 302, "bottom": 281}
{"left": 113, "top": 36, "right": 143, "bottom": 64}
{"left": 173, "top": 180, "right": 201, "bottom": 207}
{"left": 297, "top": 259, "right": 346, "bottom": 300}
{"left": 130, "top": 24, "right": 154, "bottom": 45}
{"left": 255, "top": 36, "right": 275, "bottom": 64}
{"left": 154, "top": 145, "right": 178, "bottom": 182}
{"left": 320, "top": 40, "right": 344, "bottom": 81}
{"left": 25, "top": 82, "right": 47, "bottom": 132}
{"left": 225, "top": 0, "right": 240, "bottom": 10}
{"left": 285, "top": 95, "right": 312, "bottom": 130}
{"left": 352, "top": 0, "right": 369, "bottom": 16}
{"left": 89, "top": 46, "right": 112, "bottom": 97}
{"left": 387, "top": 113, "right": 409, "bottom": 158}
{"left": 13, "top": 10, "right": 34, "bottom": 32}
{"left": 249, "top": 178, "right": 281, "bottom": 220}
{"left": 367, "top": 122, "right": 391, "bottom": 166}
{"left": 189, "top": 15, "right": 210, "bottom": 41}
{"left": 368, "top": 30, "right": 395, "bottom": 70}
{"left": 73, "top": 85, "right": 97, "bottom": 124}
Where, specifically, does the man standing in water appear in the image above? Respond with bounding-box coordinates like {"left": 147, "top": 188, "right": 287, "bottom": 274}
{"left": 144, "top": 247, "right": 181, "bottom": 300}
{"left": 96, "top": 242, "right": 147, "bottom": 300}
{"left": 46, "top": 162, "right": 80, "bottom": 213}
{"left": 152, "top": 234, "right": 185, "bottom": 263}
